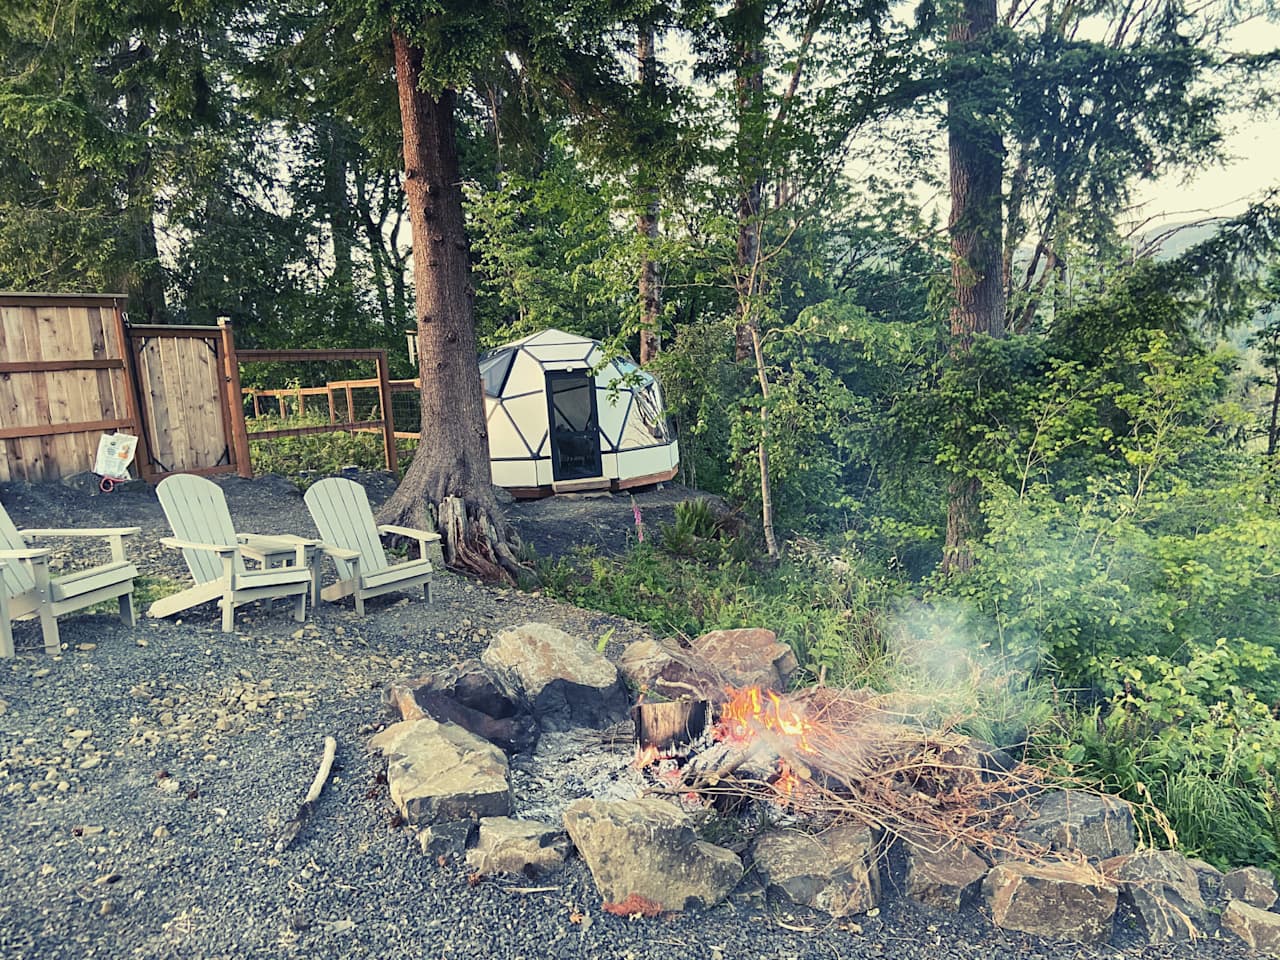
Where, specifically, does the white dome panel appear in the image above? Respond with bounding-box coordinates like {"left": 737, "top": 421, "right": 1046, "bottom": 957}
{"left": 596, "top": 387, "right": 629, "bottom": 451}
{"left": 527, "top": 343, "right": 595, "bottom": 364}
{"left": 502, "top": 392, "right": 551, "bottom": 441}
{"left": 505, "top": 350, "right": 546, "bottom": 395}
{"left": 523, "top": 328, "right": 580, "bottom": 346}
{"left": 487, "top": 403, "right": 533, "bottom": 457}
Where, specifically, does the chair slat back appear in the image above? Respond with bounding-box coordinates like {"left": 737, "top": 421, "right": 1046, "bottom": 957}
{"left": 0, "top": 501, "right": 35, "bottom": 597}
{"left": 156, "top": 475, "right": 244, "bottom": 584}
{"left": 304, "top": 478, "right": 388, "bottom": 580}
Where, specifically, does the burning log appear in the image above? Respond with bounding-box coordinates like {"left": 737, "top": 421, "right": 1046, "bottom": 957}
{"left": 632, "top": 700, "right": 709, "bottom": 754}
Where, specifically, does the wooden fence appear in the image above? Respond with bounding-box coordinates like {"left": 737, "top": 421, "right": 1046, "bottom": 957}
{"left": 0, "top": 293, "right": 142, "bottom": 483}
{"left": 237, "top": 349, "right": 400, "bottom": 474}
{"left": 0, "top": 294, "right": 401, "bottom": 482}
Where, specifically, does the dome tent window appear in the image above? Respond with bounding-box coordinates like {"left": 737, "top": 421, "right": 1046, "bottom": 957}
{"left": 479, "top": 329, "right": 679, "bottom": 498}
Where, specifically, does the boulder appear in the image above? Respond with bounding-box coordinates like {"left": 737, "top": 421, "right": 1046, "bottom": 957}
{"left": 983, "top": 861, "right": 1119, "bottom": 942}
{"left": 418, "top": 821, "right": 475, "bottom": 859}
{"left": 1017, "top": 789, "right": 1135, "bottom": 860}
{"left": 752, "top": 823, "right": 881, "bottom": 918}
{"left": 1104, "top": 849, "right": 1206, "bottom": 943}
{"left": 369, "top": 718, "right": 512, "bottom": 824}
{"left": 618, "top": 640, "right": 675, "bottom": 691}
{"left": 1224, "top": 866, "right": 1279, "bottom": 910}
{"left": 648, "top": 628, "right": 797, "bottom": 702}
{"left": 482, "top": 623, "right": 629, "bottom": 730}
{"left": 562, "top": 798, "right": 743, "bottom": 911}
{"left": 385, "top": 665, "right": 537, "bottom": 754}
{"left": 466, "top": 817, "right": 569, "bottom": 876}
{"left": 1222, "top": 899, "right": 1280, "bottom": 953}
{"left": 903, "top": 838, "right": 987, "bottom": 910}
{"left": 688, "top": 628, "right": 797, "bottom": 688}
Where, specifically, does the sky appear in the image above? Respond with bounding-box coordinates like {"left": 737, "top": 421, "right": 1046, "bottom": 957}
{"left": 1130, "top": 21, "right": 1280, "bottom": 229}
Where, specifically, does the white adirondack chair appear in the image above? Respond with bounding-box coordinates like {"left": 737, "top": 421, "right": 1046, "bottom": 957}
{"left": 150, "top": 474, "right": 314, "bottom": 632}
{"left": 0, "top": 501, "right": 139, "bottom": 657}
{"left": 304, "top": 477, "right": 440, "bottom": 616}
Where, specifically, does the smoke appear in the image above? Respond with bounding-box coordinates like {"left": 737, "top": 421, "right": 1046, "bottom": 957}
{"left": 879, "top": 598, "right": 1050, "bottom": 750}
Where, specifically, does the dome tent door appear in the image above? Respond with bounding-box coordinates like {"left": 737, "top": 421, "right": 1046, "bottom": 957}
{"left": 546, "top": 370, "right": 602, "bottom": 481}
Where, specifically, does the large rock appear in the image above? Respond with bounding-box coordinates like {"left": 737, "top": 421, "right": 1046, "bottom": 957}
{"left": 1105, "top": 849, "right": 1206, "bottom": 943}
{"left": 418, "top": 821, "right": 474, "bottom": 859}
{"left": 466, "top": 817, "right": 569, "bottom": 877}
{"left": 618, "top": 640, "right": 675, "bottom": 691}
{"left": 385, "top": 663, "right": 537, "bottom": 754}
{"left": 1222, "top": 899, "right": 1280, "bottom": 953}
{"left": 482, "top": 623, "right": 629, "bottom": 730}
{"left": 752, "top": 823, "right": 881, "bottom": 918}
{"left": 1224, "top": 866, "right": 1279, "bottom": 909}
{"left": 647, "top": 628, "right": 797, "bottom": 702}
{"left": 983, "top": 861, "right": 1119, "bottom": 942}
{"left": 903, "top": 838, "right": 987, "bottom": 910}
{"left": 562, "top": 798, "right": 743, "bottom": 911}
{"left": 369, "top": 719, "right": 512, "bottom": 824}
{"left": 1017, "top": 789, "right": 1135, "bottom": 860}
{"left": 689, "top": 628, "right": 797, "bottom": 687}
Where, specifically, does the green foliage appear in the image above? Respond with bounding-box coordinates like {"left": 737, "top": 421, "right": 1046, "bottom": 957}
{"left": 1046, "top": 644, "right": 1280, "bottom": 869}
{"left": 538, "top": 511, "right": 898, "bottom": 689}
{"left": 246, "top": 414, "right": 415, "bottom": 479}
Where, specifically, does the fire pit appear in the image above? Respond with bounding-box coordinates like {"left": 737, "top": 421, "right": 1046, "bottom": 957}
{"left": 371, "top": 622, "right": 1195, "bottom": 947}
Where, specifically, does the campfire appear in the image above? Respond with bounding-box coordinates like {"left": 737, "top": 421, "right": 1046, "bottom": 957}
{"left": 372, "top": 624, "right": 1183, "bottom": 945}
{"left": 633, "top": 683, "right": 1055, "bottom": 860}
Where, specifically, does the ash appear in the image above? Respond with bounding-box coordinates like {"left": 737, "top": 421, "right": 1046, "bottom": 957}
{"left": 510, "top": 723, "right": 648, "bottom": 822}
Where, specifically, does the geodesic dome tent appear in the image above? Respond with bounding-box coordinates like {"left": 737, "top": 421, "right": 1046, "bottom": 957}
{"left": 480, "top": 329, "right": 679, "bottom": 497}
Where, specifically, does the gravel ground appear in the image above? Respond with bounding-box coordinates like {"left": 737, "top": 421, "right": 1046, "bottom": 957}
{"left": 0, "top": 475, "right": 1253, "bottom": 959}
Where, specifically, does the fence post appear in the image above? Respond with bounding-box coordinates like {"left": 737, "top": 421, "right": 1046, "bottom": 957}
{"left": 218, "top": 318, "right": 254, "bottom": 478}
{"left": 376, "top": 350, "right": 399, "bottom": 475}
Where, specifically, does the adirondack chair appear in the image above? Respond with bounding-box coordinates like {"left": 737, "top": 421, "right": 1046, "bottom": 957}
{"left": 304, "top": 477, "right": 440, "bottom": 616}
{"left": 0, "top": 502, "right": 139, "bottom": 657}
{"left": 150, "top": 474, "right": 314, "bottom": 632}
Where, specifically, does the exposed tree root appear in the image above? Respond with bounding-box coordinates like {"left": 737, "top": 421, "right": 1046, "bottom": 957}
{"left": 378, "top": 487, "right": 525, "bottom": 585}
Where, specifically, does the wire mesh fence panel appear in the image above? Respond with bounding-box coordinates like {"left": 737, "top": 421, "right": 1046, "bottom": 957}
{"left": 237, "top": 354, "right": 401, "bottom": 476}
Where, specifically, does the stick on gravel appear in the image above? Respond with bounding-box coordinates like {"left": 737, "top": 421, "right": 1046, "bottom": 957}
{"left": 275, "top": 736, "right": 338, "bottom": 853}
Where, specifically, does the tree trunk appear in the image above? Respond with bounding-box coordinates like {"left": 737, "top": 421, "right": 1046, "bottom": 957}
{"left": 943, "top": 0, "right": 1005, "bottom": 574}
{"left": 637, "top": 22, "right": 661, "bottom": 366}
{"left": 323, "top": 118, "right": 355, "bottom": 296}
{"left": 378, "top": 30, "right": 523, "bottom": 582}
{"left": 124, "top": 64, "right": 168, "bottom": 323}
{"left": 1268, "top": 357, "right": 1280, "bottom": 458}
{"left": 733, "top": 0, "right": 767, "bottom": 363}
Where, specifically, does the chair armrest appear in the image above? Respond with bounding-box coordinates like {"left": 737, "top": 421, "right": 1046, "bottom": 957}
{"left": 318, "top": 543, "right": 361, "bottom": 561}
{"left": 0, "top": 547, "right": 52, "bottom": 561}
{"left": 21, "top": 526, "right": 142, "bottom": 538}
{"left": 378, "top": 524, "right": 442, "bottom": 543}
{"left": 159, "top": 537, "right": 239, "bottom": 555}
{"left": 237, "top": 533, "right": 319, "bottom": 551}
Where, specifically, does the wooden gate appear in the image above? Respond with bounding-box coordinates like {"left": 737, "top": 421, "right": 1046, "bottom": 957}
{"left": 126, "top": 323, "right": 239, "bottom": 479}
{"left": 0, "top": 294, "right": 247, "bottom": 482}
{"left": 0, "top": 293, "right": 142, "bottom": 482}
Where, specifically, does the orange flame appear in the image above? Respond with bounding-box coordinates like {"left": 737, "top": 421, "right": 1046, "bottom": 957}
{"left": 772, "top": 760, "right": 802, "bottom": 798}
{"left": 716, "top": 686, "right": 815, "bottom": 753}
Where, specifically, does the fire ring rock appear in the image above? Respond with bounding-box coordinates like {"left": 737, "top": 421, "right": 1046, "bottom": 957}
{"left": 563, "top": 798, "right": 743, "bottom": 911}
{"left": 482, "top": 623, "right": 629, "bottom": 731}
{"left": 1016, "top": 789, "right": 1135, "bottom": 861}
{"left": 465, "top": 817, "right": 569, "bottom": 877}
{"left": 1224, "top": 866, "right": 1279, "bottom": 910}
{"left": 1104, "top": 849, "right": 1206, "bottom": 943}
{"left": 983, "top": 861, "right": 1118, "bottom": 942}
{"left": 369, "top": 718, "right": 512, "bottom": 824}
{"left": 903, "top": 837, "right": 987, "bottom": 911}
{"left": 1222, "top": 899, "right": 1280, "bottom": 953}
{"left": 752, "top": 823, "right": 882, "bottom": 918}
